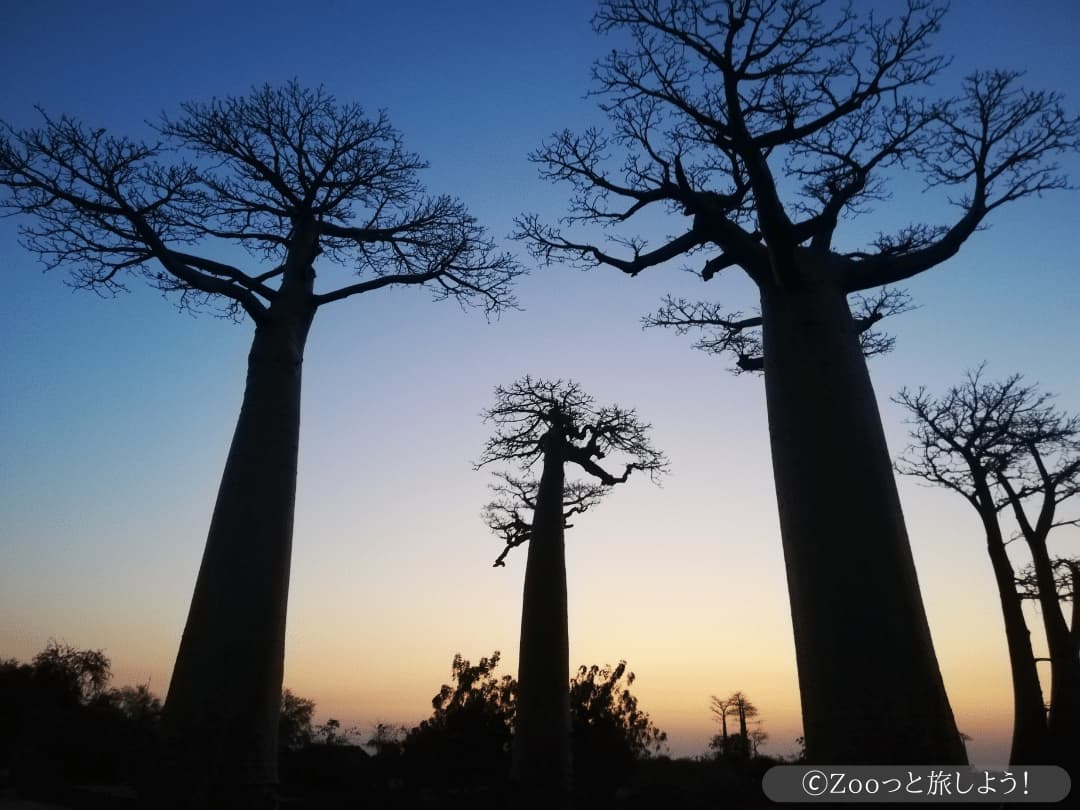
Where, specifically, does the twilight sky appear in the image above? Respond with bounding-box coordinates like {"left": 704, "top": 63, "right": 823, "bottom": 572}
{"left": 2, "top": 0, "right": 1078, "bottom": 762}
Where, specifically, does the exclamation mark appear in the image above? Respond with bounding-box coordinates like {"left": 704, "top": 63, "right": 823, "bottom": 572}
{"left": 1023, "top": 771, "right": 1029, "bottom": 795}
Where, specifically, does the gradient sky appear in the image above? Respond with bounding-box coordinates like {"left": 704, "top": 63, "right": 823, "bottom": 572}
{"left": 2, "top": 1, "right": 1078, "bottom": 763}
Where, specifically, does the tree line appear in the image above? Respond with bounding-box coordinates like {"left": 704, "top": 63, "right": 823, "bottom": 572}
{"left": 1, "top": 0, "right": 1077, "bottom": 807}
{"left": 5, "top": 641, "right": 774, "bottom": 807}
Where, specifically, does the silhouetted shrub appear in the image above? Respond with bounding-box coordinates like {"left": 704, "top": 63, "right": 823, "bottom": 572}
{"left": 403, "top": 652, "right": 516, "bottom": 790}
{"left": 0, "top": 641, "right": 161, "bottom": 797}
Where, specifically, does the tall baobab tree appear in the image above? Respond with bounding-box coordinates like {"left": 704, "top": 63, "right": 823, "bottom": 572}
{"left": 477, "top": 377, "right": 667, "bottom": 802}
{"left": 896, "top": 370, "right": 1080, "bottom": 767}
{"left": 517, "top": 0, "right": 1077, "bottom": 762}
{"left": 0, "top": 82, "right": 520, "bottom": 807}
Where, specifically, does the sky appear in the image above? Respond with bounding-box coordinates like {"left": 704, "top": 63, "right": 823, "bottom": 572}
{"left": 1, "top": 0, "right": 1079, "bottom": 764}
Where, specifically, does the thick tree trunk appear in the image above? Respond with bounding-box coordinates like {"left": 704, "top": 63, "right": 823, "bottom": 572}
{"left": 1026, "top": 535, "right": 1080, "bottom": 769}
{"left": 159, "top": 300, "right": 314, "bottom": 809}
{"left": 760, "top": 278, "right": 966, "bottom": 764}
{"left": 981, "top": 516, "right": 1049, "bottom": 763}
{"left": 512, "top": 433, "right": 571, "bottom": 806}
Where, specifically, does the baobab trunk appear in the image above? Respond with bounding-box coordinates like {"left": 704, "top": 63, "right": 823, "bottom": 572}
{"left": 981, "top": 515, "right": 1049, "bottom": 763}
{"left": 160, "top": 290, "right": 314, "bottom": 809}
{"left": 512, "top": 431, "right": 572, "bottom": 805}
{"left": 1026, "top": 535, "right": 1080, "bottom": 769}
{"left": 760, "top": 277, "right": 966, "bottom": 764}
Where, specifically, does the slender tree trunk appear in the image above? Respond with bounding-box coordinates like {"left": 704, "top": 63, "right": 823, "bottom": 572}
{"left": 1067, "top": 562, "right": 1080, "bottom": 654}
{"left": 980, "top": 514, "right": 1049, "bottom": 763}
{"left": 1026, "top": 534, "right": 1080, "bottom": 769}
{"left": 738, "top": 700, "right": 748, "bottom": 760}
{"left": 512, "top": 432, "right": 571, "bottom": 806}
{"left": 760, "top": 277, "right": 966, "bottom": 764}
{"left": 159, "top": 294, "right": 314, "bottom": 809}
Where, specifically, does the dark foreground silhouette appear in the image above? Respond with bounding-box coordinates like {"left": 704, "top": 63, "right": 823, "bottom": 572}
{"left": 1, "top": 644, "right": 780, "bottom": 809}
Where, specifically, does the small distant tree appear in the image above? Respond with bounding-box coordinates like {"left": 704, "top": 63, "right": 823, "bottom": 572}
{"left": 747, "top": 726, "right": 769, "bottom": 758}
{"left": 708, "top": 691, "right": 760, "bottom": 760}
{"left": 896, "top": 370, "right": 1080, "bottom": 767}
{"left": 708, "top": 694, "right": 734, "bottom": 756}
{"left": 365, "top": 722, "right": 407, "bottom": 758}
{"left": 0, "top": 82, "right": 521, "bottom": 805}
{"left": 477, "top": 377, "right": 667, "bottom": 800}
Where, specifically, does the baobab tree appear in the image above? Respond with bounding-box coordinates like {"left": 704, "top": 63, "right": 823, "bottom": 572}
{"left": 709, "top": 691, "right": 759, "bottom": 760}
{"left": 517, "top": 0, "right": 1077, "bottom": 762}
{"left": 477, "top": 377, "right": 667, "bottom": 802}
{"left": 0, "top": 82, "right": 520, "bottom": 807}
{"left": 896, "top": 371, "right": 1080, "bottom": 769}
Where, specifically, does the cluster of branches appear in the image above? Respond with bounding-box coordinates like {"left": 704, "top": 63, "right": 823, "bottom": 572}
{"left": 477, "top": 377, "right": 668, "bottom": 563}
{"left": 483, "top": 472, "right": 607, "bottom": 566}
{"left": 0, "top": 81, "right": 520, "bottom": 322}
{"left": 514, "top": 0, "right": 1077, "bottom": 297}
{"left": 645, "top": 286, "right": 913, "bottom": 372}
{"left": 896, "top": 368, "right": 1080, "bottom": 535}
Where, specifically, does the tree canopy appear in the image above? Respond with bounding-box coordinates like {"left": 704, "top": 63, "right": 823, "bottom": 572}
{"left": 0, "top": 81, "right": 521, "bottom": 321}
{"left": 517, "top": 0, "right": 1076, "bottom": 296}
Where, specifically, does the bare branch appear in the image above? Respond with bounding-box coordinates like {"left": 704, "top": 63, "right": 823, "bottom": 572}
{"left": 479, "top": 377, "right": 667, "bottom": 566}
{"left": 1, "top": 82, "right": 524, "bottom": 322}
{"left": 484, "top": 473, "right": 607, "bottom": 567}
{"left": 523, "top": 1, "right": 1075, "bottom": 305}
{"left": 644, "top": 287, "right": 912, "bottom": 373}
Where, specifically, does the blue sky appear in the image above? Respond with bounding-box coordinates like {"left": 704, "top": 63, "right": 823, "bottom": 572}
{"left": 2, "top": 1, "right": 1079, "bottom": 761}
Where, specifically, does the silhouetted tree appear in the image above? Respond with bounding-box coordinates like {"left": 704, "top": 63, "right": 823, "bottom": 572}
{"left": 708, "top": 691, "right": 759, "bottom": 760}
{"left": 402, "top": 651, "right": 516, "bottom": 790}
{"left": 278, "top": 690, "right": 316, "bottom": 753}
{"left": 0, "top": 82, "right": 521, "bottom": 807}
{"left": 517, "top": 0, "right": 1077, "bottom": 763}
{"left": 477, "top": 377, "right": 667, "bottom": 801}
{"left": 896, "top": 370, "right": 1080, "bottom": 767}
{"left": 708, "top": 694, "right": 734, "bottom": 757}
{"left": 365, "top": 722, "right": 407, "bottom": 758}
{"left": 747, "top": 726, "right": 768, "bottom": 758}
{"left": 569, "top": 661, "right": 667, "bottom": 790}
{"left": 0, "top": 642, "right": 163, "bottom": 795}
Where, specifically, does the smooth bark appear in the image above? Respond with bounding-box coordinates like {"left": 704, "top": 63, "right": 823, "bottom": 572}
{"left": 159, "top": 285, "right": 314, "bottom": 808}
{"left": 512, "top": 430, "right": 572, "bottom": 804}
{"left": 761, "top": 276, "right": 966, "bottom": 764}
{"left": 1025, "top": 535, "right": 1080, "bottom": 768}
{"left": 981, "top": 514, "right": 1050, "bottom": 763}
